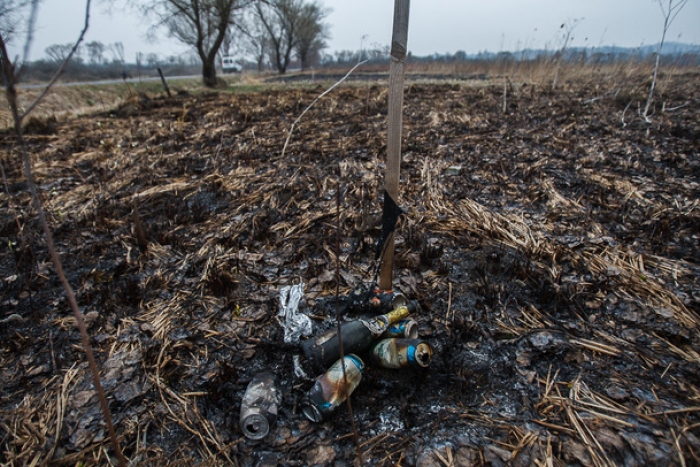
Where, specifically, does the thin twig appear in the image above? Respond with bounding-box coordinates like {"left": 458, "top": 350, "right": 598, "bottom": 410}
{"left": 663, "top": 101, "right": 689, "bottom": 112}
{"left": 19, "top": 0, "right": 92, "bottom": 122}
{"left": 336, "top": 175, "right": 363, "bottom": 465}
{"left": 20, "top": 0, "right": 40, "bottom": 71}
{"left": 648, "top": 406, "right": 700, "bottom": 416}
{"left": 621, "top": 100, "right": 632, "bottom": 127}
{"left": 0, "top": 2, "right": 126, "bottom": 466}
{"left": 281, "top": 59, "right": 368, "bottom": 157}
{"left": 445, "top": 281, "right": 452, "bottom": 326}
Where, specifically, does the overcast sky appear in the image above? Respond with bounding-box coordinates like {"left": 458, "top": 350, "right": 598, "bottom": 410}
{"left": 7, "top": 0, "right": 700, "bottom": 63}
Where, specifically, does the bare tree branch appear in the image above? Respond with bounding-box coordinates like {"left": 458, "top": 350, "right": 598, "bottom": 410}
{"left": 643, "top": 0, "right": 689, "bottom": 122}
{"left": 255, "top": 0, "right": 307, "bottom": 74}
{"left": 281, "top": 59, "right": 368, "bottom": 157}
{"left": 20, "top": 0, "right": 39, "bottom": 67}
{"left": 19, "top": 0, "right": 91, "bottom": 121}
{"left": 0, "top": 1, "right": 127, "bottom": 465}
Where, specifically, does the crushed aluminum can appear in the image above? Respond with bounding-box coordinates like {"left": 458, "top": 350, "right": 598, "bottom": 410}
{"left": 369, "top": 338, "right": 434, "bottom": 369}
{"left": 381, "top": 318, "right": 418, "bottom": 339}
{"left": 301, "top": 302, "right": 416, "bottom": 373}
{"left": 239, "top": 372, "right": 281, "bottom": 440}
{"left": 300, "top": 354, "right": 364, "bottom": 423}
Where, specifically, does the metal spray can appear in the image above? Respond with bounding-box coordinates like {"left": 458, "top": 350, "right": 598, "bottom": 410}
{"left": 301, "top": 302, "right": 417, "bottom": 373}
{"left": 300, "top": 354, "right": 364, "bottom": 423}
{"left": 369, "top": 338, "right": 434, "bottom": 369}
{"left": 347, "top": 288, "right": 408, "bottom": 314}
{"left": 239, "top": 372, "right": 281, "bottom": 440}
{"left": 368, "top": 290, "right": 408, "bottom": 312}
{"left": 381, "top": 318, "right": 418, "bottom": 339}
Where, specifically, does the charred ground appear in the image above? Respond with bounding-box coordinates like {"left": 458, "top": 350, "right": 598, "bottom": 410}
{"left": 1, "top": 72, "right": 699, "bottom": 466}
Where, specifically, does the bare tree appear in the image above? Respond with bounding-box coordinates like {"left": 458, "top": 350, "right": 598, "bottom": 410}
{"left": 108, "top": 40, "right": 125, "bottom": 64}
{"left": 85, "top": 39, "right": 105, "bottom": 63}
{"left": 219, "top": 27, "right": 235, "bottom": 57}
{"left": 45, "top": 43, "right": 76, "bottom": 62}
{"left": 294, "top": 0, "right": 329, "bottom": 70}
{"left": 146, "top": 52, "right": 159, "bottom": 66}
{"left": 643, "top": 0, "right": 689, "bottom": 122}
{"left": 239, "top": 7, "right": 270, "bottom": 72}
{"left": 253, "top": 0, "right": 329, "bottom": 74}
{"left": 217, "top": 27, "right": 246, "bottom": 69}
{"left": 254, "top": 0, "right": 303, "bottom": 74}
{"left": 139, "top": 0, "right": 251, "bottom": 87}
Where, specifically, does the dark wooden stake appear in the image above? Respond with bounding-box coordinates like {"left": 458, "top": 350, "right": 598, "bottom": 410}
{"left": 158, "top": 67, "right": 172, "bottom": 97}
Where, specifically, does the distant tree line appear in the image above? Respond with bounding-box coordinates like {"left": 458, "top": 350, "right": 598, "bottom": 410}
{"left": 14, "top": 40, "right": 700, "bottom": 85}
{"left": 404, "top": 44, "right": 700, "bottom": 68}
{"left": 313, "top": 43, "right": 700, "bottom": 69}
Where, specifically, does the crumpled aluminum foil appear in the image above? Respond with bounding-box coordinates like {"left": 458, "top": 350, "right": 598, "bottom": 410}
{"left": 277, "top": 282, "right": 312, "bottom": 344}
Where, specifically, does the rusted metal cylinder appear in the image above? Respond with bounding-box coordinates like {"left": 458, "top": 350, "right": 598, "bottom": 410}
{"left": 239, "top": 372, "right": 281, "bottom": 440}
{"left": 300, "top": 354, "right": 365, "bottom": 422}
{"left": 301, "top": 302, "right": 417, "bottom": 373}
{"left": 369, "top": 338, "right": 433, "bottom": 369}
{"left": 381, "top": 318, "right": 418, "bottom": 339}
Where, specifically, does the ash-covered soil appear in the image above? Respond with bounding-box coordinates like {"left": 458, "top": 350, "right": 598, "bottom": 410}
{"left": 1, "top": 73, "right": 699, "bottom": 466}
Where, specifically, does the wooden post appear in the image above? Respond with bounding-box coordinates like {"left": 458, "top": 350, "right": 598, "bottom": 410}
{"left": 157, "top": 67, "right": 172, "bottom": 98}
{"left": 379, "top": 0, "right": 410, "bottom": 290}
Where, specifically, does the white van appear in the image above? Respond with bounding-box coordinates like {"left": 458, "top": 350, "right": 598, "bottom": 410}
{"left": 221, "top": 57, "right": 241, "bottom": 73}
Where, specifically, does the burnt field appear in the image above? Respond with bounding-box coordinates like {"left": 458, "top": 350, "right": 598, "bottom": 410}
{"left": 1, "top": 72, "right": 700, "bottom": 466}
